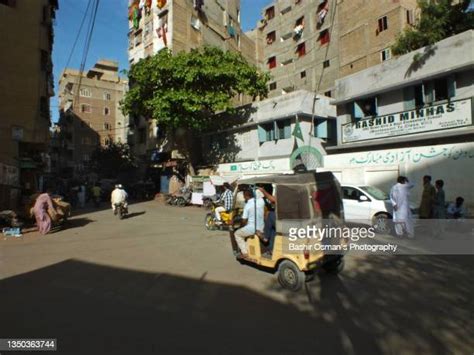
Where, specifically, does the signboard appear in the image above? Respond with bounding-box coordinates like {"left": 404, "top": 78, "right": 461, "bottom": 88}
{"left": 218, "top": 158, "right": 291, "bottom": 175}
{"left": 342, "top": 98, "right": 472, "bottom": 144}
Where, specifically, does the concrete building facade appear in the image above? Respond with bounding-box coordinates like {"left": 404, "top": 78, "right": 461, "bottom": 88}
{"left": 323, "top": 30, "right": 474, "bottom": 209}
{"left": 56, "top": 60, "right": 128, "bottom": 177}
{"left": 254, "top": 0, "right": 418, "bottom": 98}
{"left": 201, "top": 90, "right": 337, "bottom": 177}
{"left": 0, "top": 0, "right": 58, "bottom": 209}
{"left": 126, "top": 0, "right": 258, "bottom": 182}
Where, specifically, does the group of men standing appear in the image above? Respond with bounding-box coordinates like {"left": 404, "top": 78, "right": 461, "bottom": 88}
{"left": 390, "top": 175, "right": 466, "bottom": 238}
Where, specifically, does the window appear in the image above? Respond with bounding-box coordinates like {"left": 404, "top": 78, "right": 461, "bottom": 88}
{"left": 269, "top": 82, "right": 277, "bottom": 90}
{"left": 406, "top": 9, "right": 414, "bottom": 25}
{"left": 104, "top": 107, "right": 110, "bottom": 116}
{"left": 319, "top": 29, "right": 330, "bottom": 45}
{"left": 300, "top": 70, "right": 306, "bottom": 79}
{"left": 342, "top": 187, "right": 364, "bottom": 201}
{"left": 352, "top": 97, "right": 377, "bottom": 120}
{"left": 323, "top": 60, "right": 330, "bottom": 68}
{"left": 404, "top": 85, "right": 424, "bottom": 110}
{"left": 104, "top": 122, "right": 111, "bottom": 130}
{"left": 276, "top": 119, "right": 291, "bottom": 139}
{"left": 295, "top": 16, "right": 304, "bottom": 27}
{"left": 266, "top": 31, "right": 276, "bottom": 45}
{"left": 297, "top": 42, "right": 306, "bottom": 57}
{"left": 258, "top": 120, "right": 291, "bottom": 142}
{"left": 81, "top": 104, "right": 91, "bottom": 113}
{"left": 268, "top": 56, "right": 276, "bottom": 69}
{"left": 378, "top": 16, "right": 388, "bottom": 33}
{"left": 104, "top": 92, "right": 111, "bottom": 100}
{"left": 314, "top": 118, "right": 334, "bottom": 139}
{"left": 80, "top": 87, "right": 91, "bottom": 97}
{"left": 381, "top": 48, "right": 391, "bottom": 62}
{"left": 295, "top": 0, "right": 302, "bottom": 4}
{"left": 324, "top": 90, "right": 331, "bottom": 97}
{"left": 265, "top": 6, "right": 275, "bottom": 20}
{"left": 259, "top": 123, "right": 275, "bottom": 142}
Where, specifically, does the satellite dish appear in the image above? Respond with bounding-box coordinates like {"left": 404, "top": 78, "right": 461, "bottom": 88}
{"left": 290, "top": 146, "right": 323, "bottom": 172}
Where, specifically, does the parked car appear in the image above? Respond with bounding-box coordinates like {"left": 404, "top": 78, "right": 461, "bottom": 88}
{"left": 341, "top": 185, "right": 417, "bottom": 234}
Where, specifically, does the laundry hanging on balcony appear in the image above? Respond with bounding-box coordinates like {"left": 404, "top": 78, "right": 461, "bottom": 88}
{"left": 193, "top": 0, "right": 204, "bottom": 11}
{"left": 317, "top": 1, "right": 329, "bottom": 26}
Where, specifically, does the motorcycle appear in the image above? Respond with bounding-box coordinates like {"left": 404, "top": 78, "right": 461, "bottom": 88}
{"left": 114, "top": 202, "right": 128, "bottom": 219}
{"left": 167, "top": 187, "right": 192, "bottom": 207}
{"left": 205, "top": 201, "right": 241, "bottom": 231}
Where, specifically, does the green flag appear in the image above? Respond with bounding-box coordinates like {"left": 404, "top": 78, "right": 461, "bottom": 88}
{"left": 292, "top": 119, "right": 304, "bottom": 142}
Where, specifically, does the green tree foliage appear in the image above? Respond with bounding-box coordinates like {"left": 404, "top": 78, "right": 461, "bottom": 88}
{"left": 122, "top": 47, "right": 269, "bottom": 130}
{"left": 392, "top": 0, "right": 474, "bottom": 56}
{"left": 89, "top": 142, "right": 137, "bottom": 178}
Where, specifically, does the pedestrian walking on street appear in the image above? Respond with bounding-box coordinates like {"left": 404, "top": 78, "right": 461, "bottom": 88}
{"left": 33, "top": 189, "right": 57, "bottom": 235}
{"left": 390, "top": 176, "right": 415, "bottom": 238}
{"left": 419, "top": 175, "right": 436, "bottom": 219}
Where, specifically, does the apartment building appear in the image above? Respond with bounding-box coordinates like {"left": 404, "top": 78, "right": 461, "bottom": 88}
{"left": 127, "top": 0, "right": 258, "bottom": 186}
{"left": 258, "top": 0, "right": 340, "bottom": 98}
{"left": 337, "top": 0, "right": 418, "bottom": 77}
{"left": 0, "top": 0, "right": 58, "bottom": 209}
{"left": 256, "top": 0, "right": 418, "bottom": 98}
{"left": 323, "top": 30, "right": 474, "bottom": 206}
{"left": 56, "top": 60, "right": 128, "bottom": 177}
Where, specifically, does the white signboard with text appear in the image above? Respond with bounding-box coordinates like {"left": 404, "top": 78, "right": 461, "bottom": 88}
{"left": 342, "top": 98, "right": 472, "bottom": 144}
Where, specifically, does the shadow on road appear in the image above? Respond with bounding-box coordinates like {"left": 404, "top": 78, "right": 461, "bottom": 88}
{"left": 270, "top": 255, "right": 473, "bottom": 354}
{"left": 125, "top": 211, "right": 146, "bottom": 219}
{"left": 0, "top": 260, "right": 343, "bottom": 354}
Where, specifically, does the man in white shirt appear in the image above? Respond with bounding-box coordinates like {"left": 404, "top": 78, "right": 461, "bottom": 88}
{"left": 390, "top": 176, "right": 415, "bottom": 238}
{"left": 234, "top": 189, "right": 265, "bottom": 257}
{"left": 111, "top": 184, "right": 128, "bottom": 214}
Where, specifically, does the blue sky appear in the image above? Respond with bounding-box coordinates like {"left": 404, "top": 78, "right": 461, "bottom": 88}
{"left": 51, "top": 0, "right": 272, "bottom": 123}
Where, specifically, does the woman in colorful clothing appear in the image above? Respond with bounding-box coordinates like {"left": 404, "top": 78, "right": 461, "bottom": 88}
{"left": 33, "top": 190, "right": 56, "bottom": 235}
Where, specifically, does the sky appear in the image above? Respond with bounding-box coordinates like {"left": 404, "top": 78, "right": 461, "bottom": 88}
{"left": 50, "top": 0, "right": 273, "bottom": 123}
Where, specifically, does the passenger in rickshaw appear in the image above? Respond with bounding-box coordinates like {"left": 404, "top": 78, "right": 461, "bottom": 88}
{"left": 234, "top": 189, "right": 265, "bottom": 258}
{"left": 257, "top": 185, "right": 276, "bottom": 253}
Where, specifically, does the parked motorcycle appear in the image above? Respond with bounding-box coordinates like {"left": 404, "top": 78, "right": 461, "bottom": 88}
{"left": 167, "top": 187, "right": 192, "bottom": 207}
{"left": 114, "top": 202, "right": 128, "bottom": 220}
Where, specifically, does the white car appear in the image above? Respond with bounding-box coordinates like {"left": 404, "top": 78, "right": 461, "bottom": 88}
{"left": 341, "top": 185, "right": 417, "bottom": 234}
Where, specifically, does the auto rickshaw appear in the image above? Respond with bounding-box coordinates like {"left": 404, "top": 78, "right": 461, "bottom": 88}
{"left": 229, "top": 171, "right": 347, "bottom": 291}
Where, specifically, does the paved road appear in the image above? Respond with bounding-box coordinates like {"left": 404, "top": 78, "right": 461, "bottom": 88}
{"left": 1, "top": 201, "right": 472, "bottom": 354}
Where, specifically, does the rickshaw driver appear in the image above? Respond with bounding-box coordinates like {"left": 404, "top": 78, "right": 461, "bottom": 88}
{"left": 234, "top": 189, "right": 265, "bottom": 258}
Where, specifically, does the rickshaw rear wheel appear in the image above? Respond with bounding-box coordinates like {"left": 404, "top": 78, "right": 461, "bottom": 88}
{"left": 277, "top": 260, "right": 305, "bottom": 292}
{"left": 323, "top": 257, "right": 345, "bottom": 274}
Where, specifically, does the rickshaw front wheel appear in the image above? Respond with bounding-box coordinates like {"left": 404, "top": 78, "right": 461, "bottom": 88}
{"left": 277, "top": 260, "right": 305, "bottom": 292}
{"left": 205, "top": 213, "right": 216, "bottom": 231}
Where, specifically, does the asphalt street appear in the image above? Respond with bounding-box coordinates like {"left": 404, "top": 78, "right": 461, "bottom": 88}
{"left": 0, "top": 201, "right": 472, "bottom": 354}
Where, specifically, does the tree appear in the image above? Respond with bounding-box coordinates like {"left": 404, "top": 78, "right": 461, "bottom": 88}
{"left": 121, "top": 46, "right": 270, "bottom": 173}
{"left": 89, "top": 142, "right": 137, "bottom": 179}
{"left": 392, "top": 0, "right": 474, "bottom": 56}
